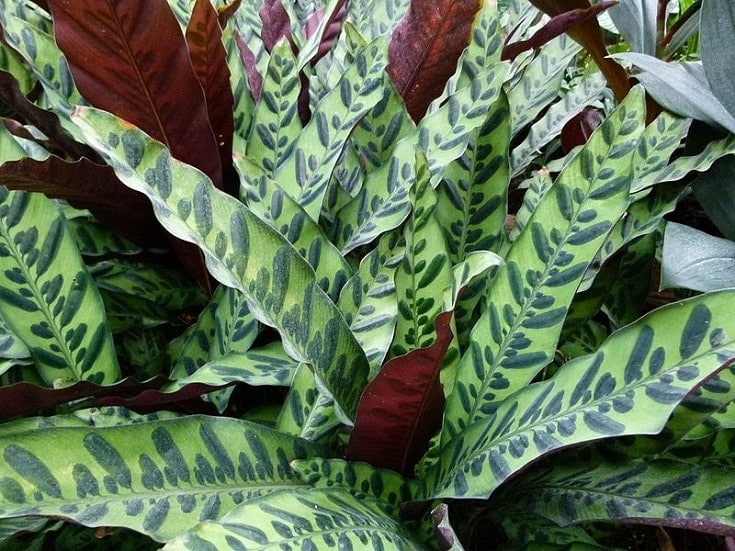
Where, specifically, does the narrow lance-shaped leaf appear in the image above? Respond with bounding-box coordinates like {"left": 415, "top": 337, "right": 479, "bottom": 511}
{"left": 506, "top": 456, "right": 735, "bottom": 537}
{"left": 72, "top": 107, "right": 370, "bottom": 422}
{"left": 0, "top": 188, "right": 121, "bottom": 386}
{"left": 163, "top": 487, "right": 426, "bottom": 550}
{"left": 185, "top": 0, "right": 236, "bottom": 191}
{"left": 0, "top": 414, "right": 319, "bottom": 542}
{"left": 428, "top": 290, "right": 735, "bottom": 499}
{"left": 47, "top": 0, "right": 223, "bottom": 190}
{"left": 387, "top": 0, "right": 483, "bottom": 121}
{"left": 347, "top": 311, "right": 454, "bottom": 476}
{"left": 441, "top": 86, "right": 646, "bottom": 441}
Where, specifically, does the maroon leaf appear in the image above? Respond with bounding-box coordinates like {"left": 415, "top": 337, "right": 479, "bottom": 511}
{"left": 560, "top": 107, "right": 603, "bottom": 152}
{"left": 0, "top": 156, "right": 167, "bottom": 248}
{"left": 259, "top": 0, "right": 292, "bottom": 53}
{"left": 502, "top": 1, "right": 617, "bottom": 61}
{"left": 235, "top": 31, "right": 264, "bottom": 102}
{"left": 387, "top": 0, "right": 483, "bottom": 122}
{"left": 303, "top": 0, "right": 347, "bottom": 64}
{"left": 186, "top": 0, "right": 236, "bottom": 195}
{"left": 0, "top": 376, "right": 225, "bottom": 420}
{"left": 346, "top": 311, "right": 454, "bottom": 476}
{"left": 0, "top": 69, "right": 99, "bottom": 160}
{"left": 47, "top": 0, "right": 223, "bottom": 189}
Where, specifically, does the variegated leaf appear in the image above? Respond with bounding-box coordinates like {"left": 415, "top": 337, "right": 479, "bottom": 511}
{"left": 0, "top": 189, "right": 121, "bottom": 386}
{"left": 72, "top": 107, "right": 370, "bottom": 422}
{"left": 429, "top": 290, "right": 735, "bottom": 499}
{"left": 0, "top": 414, "right": 320, "bottom": 542}
{"left": 162, "top": 487, "right": 426, "bottom": 550}
{"left": 442, "top": 87, "right": 646, "bottom": 441}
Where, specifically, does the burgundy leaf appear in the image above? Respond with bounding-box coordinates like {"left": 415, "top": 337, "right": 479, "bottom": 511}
{"left": 0, "top": 376, "right": 225, "bottom": 420}
{"left": 217, "top": 0, "right": 242, "bottom": 28}
{"left": 561, "top": 107, "right": 602, "bottom": 152}
{"left": 303, "top": 0, "right": 347, "bottom": 64}
{"left": 47, "top": 0, "right": 223, "bottom": 189}
{"left": 387, "top": 0, "right": 483, "bottom": 122}
{"left": 186, "top": 0, "right": 236, "bottom": 195}
{"left": 0, "top": 69, "right": 99, "bottom": 160}
{"left": 259, "top": 0, "right": 292, "bottom": 52}
{"left": 235, "top": 31, "right": 264, "bottom": 102}
{"left": 502, "top": 1, "right": 616, "bottom": 61}
{"left": 0, "top": 156, "right": 167, "bottom": 248}
{"left": 346, "top": 311, "right": 454, "bottom": 476}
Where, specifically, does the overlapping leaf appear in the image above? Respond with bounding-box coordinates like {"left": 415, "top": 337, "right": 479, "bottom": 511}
{"left": 0, "top": 188, "right": 120, "bottom": 386}
{"left": 441, "top": 87, "right": 646, "bottom": 442}
{"left": 162, "top": 487, "right": 425, "bottom": 550}
{"left": 429, "top": 290, "right": 735, "bottom": 499}
{"left": 507, "top": 456, "right": 735, "bottom": 536}
{"left": 72, "top": 107, "right": 370, "bottom": 422}
{"left": 0, "top": 414, "right": 319, "bottom": 542}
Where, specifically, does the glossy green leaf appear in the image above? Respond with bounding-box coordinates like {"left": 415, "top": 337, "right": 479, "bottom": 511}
{"left": 0, "top": 414, "right": 318, "bottom": 542}
{"left": 508, "top": 456, "right": 735, "bottom": 537}
{"left": 72, "top": 107, "right": 370, "bottom": 422}
{"left": 0, "top": 189, "right": 121, "bottom": 386}
{"left": 441, "top": 87, "right": 646, "bottom": 442}
{"left": 162, "top": 487, "right": 426, "bottom": 550}
{"left": 429, "top": 290, "right": 735, "bottom": 499}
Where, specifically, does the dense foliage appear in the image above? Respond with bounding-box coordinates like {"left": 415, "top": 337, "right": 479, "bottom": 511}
{"left": 0, "top": 0, "right": 735, "bottom": 548}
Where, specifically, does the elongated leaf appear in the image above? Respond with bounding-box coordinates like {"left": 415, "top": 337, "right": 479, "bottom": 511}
{"left": 442, "top": 87, "right": 646, "bottom": 441}
{"left": 259, "top": 0, "right": 292, "bottom": 52}
{"left": 274, "top": 37, "right": 388, "bottom": 220}
{"left": 661, "top": 222, "right": 735, "bottom": 292}
{"left": 0, "top": 414, "right": 318, "bottom": 542}
{"left": 608, "top": 0, "right": 658, "bottom": 55}
{"left": 185, "top": 0, "right": 235, "bottom": 188}
{"left": 388, "top": 0, "right": 482, "bottom": 121}
{"left": 692, "top": 156, "right": 735, "bottom": 242}
{"left": 391, "top": 155, "right": 453, "bottom": 358}
{"left": 47, "top": 0, "right": 224, "bottom": 189}
{"left": 0, "top": 189, "right": 120, "bottom": 386}
{"left": 507, "top": 456, "right": 735, "bottom": 537}
{"left": 347, "top": 311, "right": 454, "bottom": 476}
{"left": 429, "top": 290, "right": 735, "bottom": 499}
{"left": 277, "top": 364, "right": 340, "bottom": 442}
{"left": 72, "top": 107, "right": 370, "bottom": 422}
{"left": 700, "top": 0, "right": 735, "bottom": 117}
{"left": 346, "top": 0, "right": 410, "bottom": 40}
{"left": 162, "top": 487, "right": 426, "bottom": 550}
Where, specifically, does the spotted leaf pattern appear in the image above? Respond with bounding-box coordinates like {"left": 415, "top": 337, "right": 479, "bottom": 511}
{"left": 0, "top": 414, "right": 319, "bottom": 542}
{"left": 277, "top": 364, "right": 340, "bottom": 442}
{"left": 507, "top": 456, "right": 735, "bottom": 536}
{"left": 428, "top": 290, "right": 735, "bottom": 499}
{"left": 162, "top": 487, "right": 425, "bottom": 550}
{"left": 441, "top": 87, "right": 646, "bottom": 441}
{"left": 72, "top": 107, "right": 370, "bottom": 422}
{"left": 0, "top": 189, "right": 120, "bottom": 386}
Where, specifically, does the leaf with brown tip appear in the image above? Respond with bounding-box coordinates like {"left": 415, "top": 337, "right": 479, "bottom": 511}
{"left": 47, "top": 0, "right": 223, "bottom": 189}
{"left": 346, "top": 311, "right": 454, "bottom": 476}
{"left": 186, "top": 0, "right": 236, "bottom": 194}
{"left": 387, "top": 0, "right": 483, "bottom": 122}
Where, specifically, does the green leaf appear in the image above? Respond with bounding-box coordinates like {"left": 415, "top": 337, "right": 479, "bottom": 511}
{"left": 699, "top": 0, "right": 735, "bottom": 118}
{"left": 429, "top": 290, "right": 735, "bottom": 499}
{"left": 441, "top": 86, "right": 646, "bottom": 441}
{"left": 507, "top": 34, "right": 580, "bottom": 136}
{"left": 0, "top": 414, "right": 318, "bottom": 542}
{"left": 162, "top": 487, "right": 427, "bottom": 550}
{"left": 274, "top": 37, "right": 388, "bottom": 221}
{"left": 0, "top": 189, "right": 121, "bottom": 386}
{"left": 507, "top": 456, "right": 735, "bottom": 537}
{"left": 245, "top": 40, "right": 302, "bottom": 174}
{"left": 661, "top": 222, "right": 735, "bottom": 292}
{"left": 436, "top": 92, "right": 510, "bottom": 264}
{"left": 391, "top": 153, "right": 453, "bottom": 358}
{"left": 72, "top": 107, "right": 370, "bottom": 423}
